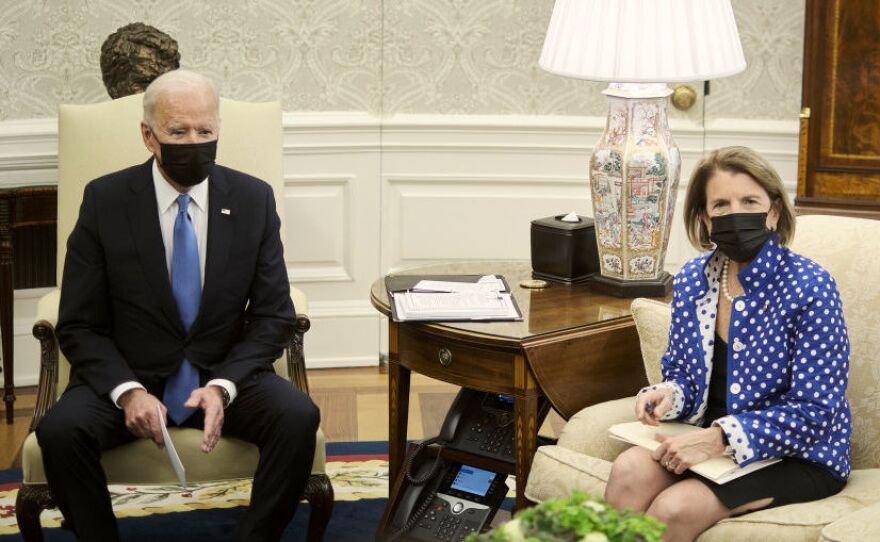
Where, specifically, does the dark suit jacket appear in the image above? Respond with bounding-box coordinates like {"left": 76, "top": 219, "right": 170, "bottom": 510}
{"left": 56, "top": 158, "right": 296, "bottom": 396}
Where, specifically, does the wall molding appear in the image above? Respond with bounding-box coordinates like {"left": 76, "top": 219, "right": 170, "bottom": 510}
{"left": 0, "top": 113, "right": 799, "bottom": 170}
{"left": 283, "top": 174, "right": 355, "bottom": 283}
{"left": 307, "top": 299, "right": 378, "bottom": 319}
{"left": 0, "top": 118, "right": 58, "bottom": 180}
{"left": 306, "top": 355, "right": 378, "bottom": 369}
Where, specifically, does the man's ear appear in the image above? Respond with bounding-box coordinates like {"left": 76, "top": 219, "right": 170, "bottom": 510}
{"left": 141, "top": 121, "right": 156, "bottom": 154}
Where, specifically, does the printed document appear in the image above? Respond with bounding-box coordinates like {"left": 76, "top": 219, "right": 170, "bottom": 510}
{"left": 411, "top": 275, "right": 507, "bottom": 294}
{"left": 608, "top": 421, "right": 780, "bottom": 484}
{"left": 158, "top": 406, "right": 187, "bottom": 488}
{"left": 391, "top": 275, "right": 520, "bottom": 321}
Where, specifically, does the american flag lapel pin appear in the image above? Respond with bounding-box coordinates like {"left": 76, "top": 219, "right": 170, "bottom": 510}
{"left": 221, "top": 208, "right": 231, "bottom": 215}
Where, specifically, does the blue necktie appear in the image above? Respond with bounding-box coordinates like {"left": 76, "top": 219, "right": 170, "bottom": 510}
{"left": 164, "top": 194, "right": 201, "bottom": 424}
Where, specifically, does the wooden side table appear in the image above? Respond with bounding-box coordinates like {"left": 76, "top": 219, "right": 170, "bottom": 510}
{"left": 0, "top": 186, "right": 57, "bottom": 424}
{"left": 370, "top": 261, "right": 666, "bottom": 513}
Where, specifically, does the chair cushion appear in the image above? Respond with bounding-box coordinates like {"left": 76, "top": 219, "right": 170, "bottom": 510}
{"left": 556, "top": 397, "right": 635, "bottom": 462}
{"left": 22, "top": 426, "right": 325, "bottom": 486}
{"left": 526, "top": 443, "right": 880, "bottom": 542}
{"left": 289, "top": 286, "right": 308, "bottom": 316}
{"left": 524, "top": 445, "right": 612, "bottom": 504}
{"left": 697, "top": 468, "right": 880, "bottom": 541}
{"left": 819, "top": 500, "right": 880, "bottom": 542}
{"left": 630, "top": 297, "right": 671, "bottom": 386}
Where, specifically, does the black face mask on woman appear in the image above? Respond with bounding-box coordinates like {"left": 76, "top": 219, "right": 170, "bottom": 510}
{"left": 709, "top": 212, "right": 771, "bottom": 263}
{"left": 157, "top": 139, "right": 218, "bottom": 187}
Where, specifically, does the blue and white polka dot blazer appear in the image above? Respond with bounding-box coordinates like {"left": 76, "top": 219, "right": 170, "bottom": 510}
{"left": 640, "top": 234, "right": 851, "bottom": 480}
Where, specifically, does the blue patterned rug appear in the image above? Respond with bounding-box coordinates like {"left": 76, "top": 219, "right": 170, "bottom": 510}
{"left": 0, "top": 441, "right": 390, "bottom": 541}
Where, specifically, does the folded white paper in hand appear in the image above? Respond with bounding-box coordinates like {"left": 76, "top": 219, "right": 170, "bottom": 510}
{"left": 157, "top": 405, "right": 187, "bottom": 488}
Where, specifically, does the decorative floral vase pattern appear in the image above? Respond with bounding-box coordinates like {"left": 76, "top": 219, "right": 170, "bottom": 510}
{"left": 589, "top": 91, "right": 681, "bottom": 281}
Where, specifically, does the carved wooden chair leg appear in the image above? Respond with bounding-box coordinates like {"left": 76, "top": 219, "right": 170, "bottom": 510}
{"left": 15, "top": 484, "right": 54, "bottom": 542}
{"left": 304, "top": 473, "right": 334, "bottom": 542}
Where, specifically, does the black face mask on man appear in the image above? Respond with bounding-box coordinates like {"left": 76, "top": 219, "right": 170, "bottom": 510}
{"left": 709, "top": 212, "right": 771, "bottom": 263}
{"left": 156, "top": 139, "right": 218, "bottom": 187}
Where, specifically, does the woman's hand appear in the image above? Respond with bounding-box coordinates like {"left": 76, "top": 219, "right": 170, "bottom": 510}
{"left": 635, "top": 388, "right": 673, "bottom": 426}
{"left": 652, "top": 426, "right": 727, "bottom": 475}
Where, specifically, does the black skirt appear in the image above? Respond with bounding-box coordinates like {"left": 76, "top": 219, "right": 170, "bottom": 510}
{"left": 688, "top": 457, "right": 846, "bottom": 511}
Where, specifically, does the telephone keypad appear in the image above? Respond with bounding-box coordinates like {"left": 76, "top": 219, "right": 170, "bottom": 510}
{"left": 436, "top": 515, "right": 462, "bottom": 541}
{"left": 456, "top": 521, "right": 481, "bottom": 542}
{"left": 417, "top": 500, "right": 447, "bottom": 530}
{"left": 409, "top": 494, "right": 493, "bottom": 542}
{"left": 461, "top": 415, "right": 516, "bottom": 460}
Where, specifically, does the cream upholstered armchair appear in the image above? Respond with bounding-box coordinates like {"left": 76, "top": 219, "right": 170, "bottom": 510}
{"left": 15, "top": 94, "right": 334, "bottom": 541}
{"left": 525, "top": 214, "right": 880, "bottom": 542}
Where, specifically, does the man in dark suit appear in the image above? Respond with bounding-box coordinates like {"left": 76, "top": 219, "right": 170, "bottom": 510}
{"left": 36, "top": 69, "right": 319, "bottom": 542}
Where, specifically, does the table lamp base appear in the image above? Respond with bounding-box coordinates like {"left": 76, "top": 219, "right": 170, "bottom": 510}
{"left": 589, "top": 271, "right": 672, "bottom": 298}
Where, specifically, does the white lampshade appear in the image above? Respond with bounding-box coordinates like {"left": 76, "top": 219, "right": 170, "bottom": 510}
{"left": 540, "top": 0, "right": 747, "bottom": 83}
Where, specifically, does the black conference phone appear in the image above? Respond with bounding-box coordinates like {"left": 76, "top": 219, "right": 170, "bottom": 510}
{"left": 383, "top": 389, "right": 550, "bottom": 541}
{"left": 439, "top": 388, "right": 550, "bottom": 463}
{"left": 388, "top": 459, "right": 508, "bottom": 542}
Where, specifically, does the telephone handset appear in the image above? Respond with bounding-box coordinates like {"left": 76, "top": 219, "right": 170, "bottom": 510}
{"left": 389, "top": 458, "right": 507, "bottom": 542}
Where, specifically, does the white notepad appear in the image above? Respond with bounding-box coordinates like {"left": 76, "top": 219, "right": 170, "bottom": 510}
{"left": 608, "top": 421, "right": 780, "bottom": 484}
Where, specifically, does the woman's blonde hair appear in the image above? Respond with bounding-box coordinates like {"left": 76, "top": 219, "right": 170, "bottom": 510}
{"left": 683, "top": 146, "right": 796, "bottom": 251}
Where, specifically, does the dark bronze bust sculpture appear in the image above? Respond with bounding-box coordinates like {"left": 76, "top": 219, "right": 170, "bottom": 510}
{"left": 100, "top": 23, "right": 180, "bottom": 99}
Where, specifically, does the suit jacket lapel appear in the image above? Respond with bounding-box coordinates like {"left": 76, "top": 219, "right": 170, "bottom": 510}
{"left": 126, "top": 159, "right": 185, "bottom": 335}
{"left": 196, "top": 166, "right": 233, "bottom": 332}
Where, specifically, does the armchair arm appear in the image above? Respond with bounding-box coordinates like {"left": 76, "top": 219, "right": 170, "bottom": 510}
{"left": 285, "top": 285, "right": 311, "bottom": 394}
{"left": 820, "top": 501, "right": 880, "bottom": 542}
{"left": 35, "top": 288, "right": 61, "bottom": 328}
{"left": 556, "top": 397, "right": 636, "bottom": 462}
{"left": 286, "top": 313, "right": 311, "bottom": 395}
{"left": 31, "top": 289, "right": 62, "bottom": 432}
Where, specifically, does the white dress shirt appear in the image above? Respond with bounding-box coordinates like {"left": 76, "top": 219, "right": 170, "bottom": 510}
{"left": 109, "top": 160, "right": 237, "bottom": 408}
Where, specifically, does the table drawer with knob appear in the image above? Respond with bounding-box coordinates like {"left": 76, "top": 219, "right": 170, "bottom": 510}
{"left": 396, "top": 325, "right": 518, "bottom": 393}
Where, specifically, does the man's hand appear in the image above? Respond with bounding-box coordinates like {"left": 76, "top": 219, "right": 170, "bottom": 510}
{"left": 184, "top": 386, "right": 225, "bottom": 453}
{"left": 651, "top": 426, "right": 727, "bottom": 475}
{"left": 635, "top": 387, "right": 673, "bottom": 426}
{"left": 118, "top": 389, "right": 166, "bottom": 446}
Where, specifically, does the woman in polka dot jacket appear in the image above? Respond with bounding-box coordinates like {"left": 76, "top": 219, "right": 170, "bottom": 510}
{"left": 605, "top": 147, "right": 850, "bottom": 542}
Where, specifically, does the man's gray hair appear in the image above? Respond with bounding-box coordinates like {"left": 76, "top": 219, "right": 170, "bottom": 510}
{"left": 142, "top": 69, "right": 219, "bottom": 126}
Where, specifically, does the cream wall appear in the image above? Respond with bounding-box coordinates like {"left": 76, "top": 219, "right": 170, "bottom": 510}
{"left": 1, "top": 0, "right": 805, "bottom": 383}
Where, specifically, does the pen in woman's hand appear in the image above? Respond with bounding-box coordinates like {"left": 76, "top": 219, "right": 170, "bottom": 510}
{"left": 645, "top": 402, "right": 654, "bottom": 416}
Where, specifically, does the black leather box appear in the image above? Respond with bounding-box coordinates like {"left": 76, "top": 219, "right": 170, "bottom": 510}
{"left": 530, "top": 215, "right": 599, "bottom": 283}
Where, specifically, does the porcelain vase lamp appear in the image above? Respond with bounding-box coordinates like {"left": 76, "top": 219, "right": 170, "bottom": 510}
{"left": 540, "top": 0, "right": 747, "bottom": 297}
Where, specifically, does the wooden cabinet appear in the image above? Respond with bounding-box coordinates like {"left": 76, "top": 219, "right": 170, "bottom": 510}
{"left": 0, "top": 186, "right": 57, "bottom": 423}
{"left": 797, "top": 0, "right": 880, "bottom": 218}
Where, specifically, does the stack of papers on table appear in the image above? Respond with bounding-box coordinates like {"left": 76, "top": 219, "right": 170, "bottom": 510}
{"left": 388, "top": 275, "right": 522, "bottom": 322}
{"left": 608, "top": 421, "right": 780, "bottom": 485}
